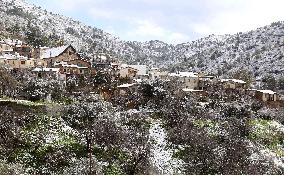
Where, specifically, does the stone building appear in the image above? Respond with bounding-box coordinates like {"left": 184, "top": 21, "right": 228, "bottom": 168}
{"left": 42, "top": 45, "right": 81, "bottom": 67}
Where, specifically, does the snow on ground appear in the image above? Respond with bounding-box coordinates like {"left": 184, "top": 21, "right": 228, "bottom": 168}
{"left": 260, "top": 149, "right": 284, "bottom": 168}
{"left": 249, "top": 120, "right": 284, "bottom": 169}
{"left": 149, "top": 120, "right": 185, "bottom": 175}
{"left": 0, "top": 98, "right": 44, "bottom": 106}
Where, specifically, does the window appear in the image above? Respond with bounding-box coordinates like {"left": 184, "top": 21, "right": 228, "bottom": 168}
{"left": 21, "top": 61, "right": 25, "bottom": 65}
{"left": 269, "top": 94, "right": 275, "bottom": 101}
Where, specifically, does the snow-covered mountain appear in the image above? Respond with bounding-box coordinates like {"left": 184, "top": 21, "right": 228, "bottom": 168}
{"left": 173, "top": 26, "right": 284, "bottom": 78}
{"left": 1, "top": 0, "right": 284, "bottom": 78}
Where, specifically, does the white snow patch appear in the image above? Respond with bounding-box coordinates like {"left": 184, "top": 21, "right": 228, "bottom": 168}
{"left": 149, "top": 120, "right": 185, "bottom": 175}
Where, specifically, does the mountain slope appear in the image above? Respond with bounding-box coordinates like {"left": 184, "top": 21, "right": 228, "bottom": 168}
{"left": 173, "top": 24, "right": 284, "bottom": 78}
{"left": 1, "top": 0, "right": 284, "bottom": 79}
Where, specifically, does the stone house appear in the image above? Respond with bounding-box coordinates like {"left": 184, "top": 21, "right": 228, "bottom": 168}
{"left": 118, "top": 67, "right": 138, "bottom": 79}
{"left": 32, "top": 67, "right": 61, "bottom": 79}
{"left": 33, "top": 46, "right": 49, "bottom": 59}
{"left": 68, "top": 59, "right": 91, "bottom": 68}
{"left": 14, "top": 44, "right": 33, "bottom": 58}
{"left": 42, "top": 45, "right": 81, "bottom": 67}
{"left": 198, "top": 75, "right": 216, "bottom": 90}
{"left": 53, "top": 61, "right": 90, "bottom": 75}
{"left": 61, "top": 64, "right": 89, "bottom": 75}
{"left": 255, "top": 90, "right": 277, "bottom": 102}
{"left": 149, "top": 68, "right": 168, "bottom": 80}
{"left": 38, "top": 45, "right": 92, "bottom": 76}
{"left": 0, "top": 42, "right": 14, "bottom": 54}
{"left": 116, "top": 83, "right": 138, "bottom": 96}
{"left": 126, "top": 64, "right": 149, "bottom": 79}
{"left": 1, "top": 53, "right": 35, "bottom": 69}
{"left": 221, "top": 79, "right": 246, "bottom": 89}
{"left": 169, "top": 72, "right": 199, "bottom": 90}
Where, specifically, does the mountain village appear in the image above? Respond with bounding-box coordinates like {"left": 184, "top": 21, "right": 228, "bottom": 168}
{"left": 0, "top": 38, "right": 280, "bottom": 103}
{"left": 2, "top": 0, "right": 284, "bottom": 174}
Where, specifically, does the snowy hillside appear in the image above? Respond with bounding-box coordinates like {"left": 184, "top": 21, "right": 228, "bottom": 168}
{"left": 1, "top": 0, "right": 284, "bottom": 78}
{"left": 173, "top": 24, "right": 284, "bottom": 78}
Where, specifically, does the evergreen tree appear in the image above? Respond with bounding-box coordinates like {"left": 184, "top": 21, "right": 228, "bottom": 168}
{"left": 25, "top": 22, "right": 48, "bottom": 47}
{"left": 262, "top": 75, "right": 277, "bottom": 90}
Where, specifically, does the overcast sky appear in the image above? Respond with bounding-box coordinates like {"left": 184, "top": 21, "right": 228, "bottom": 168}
{"left": 26, "top": 0, "right": 284, "bottom": 44}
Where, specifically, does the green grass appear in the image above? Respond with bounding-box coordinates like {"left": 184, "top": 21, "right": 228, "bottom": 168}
{"left": 193, "top": 119, "right": 216, "bottom": 128}
{"left": 192, "top": 119, "right": 221, "bottom": 136}
{"left": 248, "top": 119, "right": 284, "bottom": 156}
{"left": 105, "top": 165, "right": 126, "bottom": 175}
